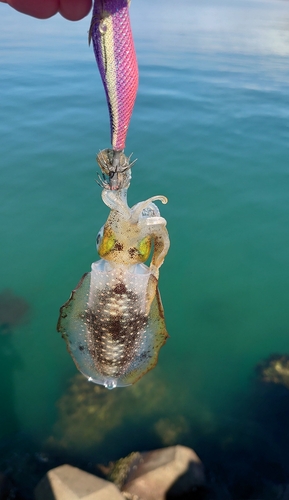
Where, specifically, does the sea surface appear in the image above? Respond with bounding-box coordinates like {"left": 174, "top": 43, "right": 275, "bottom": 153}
{"left": 1, "top": 0, "right": 289, "bottom": 496}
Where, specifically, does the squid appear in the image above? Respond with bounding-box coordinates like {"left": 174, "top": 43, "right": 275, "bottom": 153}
{"left": 57, "top": 151, "right": 170, "bottom": 389}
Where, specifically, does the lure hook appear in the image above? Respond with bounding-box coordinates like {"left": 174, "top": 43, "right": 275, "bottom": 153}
{"left": 96, "top": 148, "right": 137, "bottom": 191}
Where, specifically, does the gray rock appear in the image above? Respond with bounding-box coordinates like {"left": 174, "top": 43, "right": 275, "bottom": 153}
{"left": 34, "top": 464, "right": 124, "bottom": 500}
{"left": 121, "top": 445, "right": 205, "bottom": 500}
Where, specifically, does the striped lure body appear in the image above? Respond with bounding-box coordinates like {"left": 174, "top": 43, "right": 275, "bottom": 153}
{"left": 90, "top": 0, "right": 138, "bottom": 151}
{"left": 58, "top": 186, "right": 170, "bottom": 389}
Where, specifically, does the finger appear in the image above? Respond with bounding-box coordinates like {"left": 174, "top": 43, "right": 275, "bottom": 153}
{"left": 3, "top": 0, "right": 59, "bottom": 18}
{"left": 59, "top": 0, "right": 92, "bottom": 21}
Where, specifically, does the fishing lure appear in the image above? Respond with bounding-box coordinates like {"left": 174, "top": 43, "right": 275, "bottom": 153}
{"left": 89, "top": 0, "right": 138, "bottom": 180}
{"left": 57, "top": 151, "right": 169, "bottom": 389}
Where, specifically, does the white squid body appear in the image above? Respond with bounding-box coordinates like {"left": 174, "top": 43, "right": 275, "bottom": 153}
{"left": 57, "top": 188, "right": 170, "bottom": 389}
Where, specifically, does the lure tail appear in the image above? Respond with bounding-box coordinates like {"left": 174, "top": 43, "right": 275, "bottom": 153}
{"left": 90, "top": 0, "right": 139, "bottom": 152}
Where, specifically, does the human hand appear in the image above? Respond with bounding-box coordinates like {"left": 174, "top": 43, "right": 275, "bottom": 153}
{"left": 0, "top": 0, "right": 92, "bottom": 21}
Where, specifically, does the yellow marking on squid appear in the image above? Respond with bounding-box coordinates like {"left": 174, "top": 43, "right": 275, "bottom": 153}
{"left": 138, "top": 236, "right": 151, "bottom": 261}
{"left": 98, "top": 227, "right": 115, "bottom": 257}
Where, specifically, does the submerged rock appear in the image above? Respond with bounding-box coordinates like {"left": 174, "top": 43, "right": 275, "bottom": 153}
{"left": 0, "top": 289, "right": 30, "bottom": 335}
{"left": 250, "top": 353, "right": 289, "bottom": 463}
{"left": 256, "top": 354, "right": 289, "bottom": 389}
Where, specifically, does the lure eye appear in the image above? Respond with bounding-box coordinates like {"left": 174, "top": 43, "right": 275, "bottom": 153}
{"left": 96, "top": 226, "right": 104, "bottom": 250}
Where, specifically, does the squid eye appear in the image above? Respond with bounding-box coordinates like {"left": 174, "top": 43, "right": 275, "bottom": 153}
{"left": 96, "top": 226, "right": 104, "bottom": 250}
{"left": 138, "top": 236, "right": 151, "bottom": 261}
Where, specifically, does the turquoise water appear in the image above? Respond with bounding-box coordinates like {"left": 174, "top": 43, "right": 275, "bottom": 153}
{"left": 1, "top": 0, "right": 289, "bottom": 493}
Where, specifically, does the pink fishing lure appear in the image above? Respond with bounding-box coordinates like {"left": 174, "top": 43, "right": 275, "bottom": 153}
{"left": 90, "top": 0, "right": 139, "bottom": 152}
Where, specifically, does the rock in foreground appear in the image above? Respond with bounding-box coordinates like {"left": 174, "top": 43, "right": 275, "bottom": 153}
{"left": 34, "top": 464, "right": 124, "bottom": 500}
{"left": 120, "top": 445, "right": 205, "bottom": 500}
